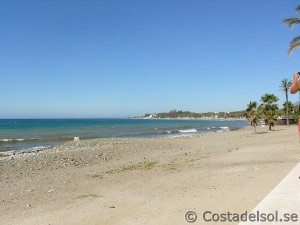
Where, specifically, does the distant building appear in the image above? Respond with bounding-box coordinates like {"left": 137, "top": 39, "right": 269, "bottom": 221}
{"left": 277, "top": 116, "right": 295, "bottom": 125}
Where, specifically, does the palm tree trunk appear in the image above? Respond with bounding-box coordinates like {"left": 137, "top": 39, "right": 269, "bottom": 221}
{"left": 286, "top": 91, "right": 289, "bottom": 126}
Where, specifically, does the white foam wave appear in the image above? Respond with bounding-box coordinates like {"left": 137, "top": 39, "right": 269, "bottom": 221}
{"left": 1, "top": 139, "right": 11, "bottom": 142}
{"left": 0, "top": 139, "right": 25, "bottom": 142}
{"left": 219, "top": 127, "right": 230, "bottom": 132}
{"left": 179, "top": 129, "right": 198, "bottom": 133}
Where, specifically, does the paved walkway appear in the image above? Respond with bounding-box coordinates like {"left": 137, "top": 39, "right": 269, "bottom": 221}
{"left": 239, "top": 163, "right": 300, "bottom": 224}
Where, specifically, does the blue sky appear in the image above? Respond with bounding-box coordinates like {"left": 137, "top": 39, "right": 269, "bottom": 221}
{"left": 1, "top": 0, "right": 300, "bottom": 118}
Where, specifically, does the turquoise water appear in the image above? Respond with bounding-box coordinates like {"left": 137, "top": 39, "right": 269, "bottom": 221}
{"left": 0, "top": 119, "right": 248, "bottom": 152}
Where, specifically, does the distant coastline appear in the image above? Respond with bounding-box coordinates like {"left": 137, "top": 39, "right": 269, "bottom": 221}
{"left": 129, "top": 117, "right": 247, "bottom": 121}
{"left": 129, "top": 109, "right": 246, "bottom": 121}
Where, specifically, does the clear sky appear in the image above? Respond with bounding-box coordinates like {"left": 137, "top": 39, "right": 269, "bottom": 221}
{"left": 1, "top": 0, "right": 300, "bottom": 118}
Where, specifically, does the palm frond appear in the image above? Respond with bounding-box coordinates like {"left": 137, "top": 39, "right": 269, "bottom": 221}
{"left": 288, "top": 42, "right": 300, "bottom": 55}
{"left": 296, "top": 5, "right": 300, "bottom": 13}
{"left": 290, "top": 36, "right": 300, "bottom": 45}
{"left": 283, "top": 17, "right": 300, "bottom": 28}
{"left": 279, "top": 78, "right": 292, "bottom": 91}
{"left": 289, "top": 37, "right": 300, "bottom": 55}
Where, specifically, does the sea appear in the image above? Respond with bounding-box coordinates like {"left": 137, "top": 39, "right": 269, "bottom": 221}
{"left": 0, "top": 118, "right": 248, "bottom": 153}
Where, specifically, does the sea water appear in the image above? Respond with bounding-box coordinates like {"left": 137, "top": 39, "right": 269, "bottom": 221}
{"left": 0, "top": 118, "right": 248, "bottom": 152}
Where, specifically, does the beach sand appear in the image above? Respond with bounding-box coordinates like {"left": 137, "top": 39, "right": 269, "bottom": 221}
{"left": 1, "top": 125, "right": 299, "bottom": 225}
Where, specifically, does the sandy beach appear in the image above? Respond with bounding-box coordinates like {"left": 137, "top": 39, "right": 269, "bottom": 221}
{"left": 1, "top": 125, "right": 299, "bottom": 225}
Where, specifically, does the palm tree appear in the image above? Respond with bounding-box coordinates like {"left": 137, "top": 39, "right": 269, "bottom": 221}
{"left": 283, "top": 5, "right": 300, "bottom": 55}
{"left": 245, "top": 101, "right": 261, "bottom": 133}
{"left": 279, "top": 79, "right": 292, "bottom": 125}
{"left": 283, "top": 101, "right": 295, "bottom": 115}
{"left": 260, "top": 94, "right": 279, "bottom": 131}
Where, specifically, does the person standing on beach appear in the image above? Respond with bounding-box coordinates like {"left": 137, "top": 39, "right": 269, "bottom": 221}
{"left": 290, "top": 72, "right": 300, "bottom": 136}
{"left": 290, "top": 72, "right": 300, "bottom": 94}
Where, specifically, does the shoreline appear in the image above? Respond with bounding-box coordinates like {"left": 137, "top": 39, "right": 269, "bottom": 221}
{"left": 1, "top": 125, "right": 299, "bottom": 225}
{"left": 0, "top": 125, "right": 246, "bottom": 157}
{"left": 0, "top": 122, "right": 248, "bottom": 154}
